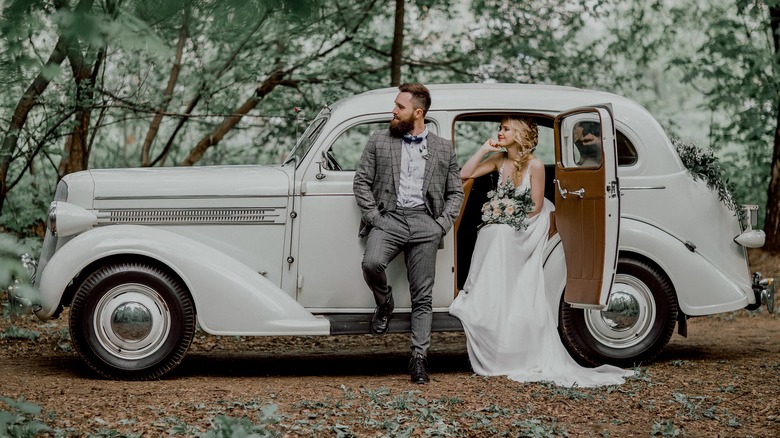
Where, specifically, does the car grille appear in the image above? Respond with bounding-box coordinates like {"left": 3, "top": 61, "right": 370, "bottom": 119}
{"left": 99, "top": 208, "right": 285, "bottom": 225}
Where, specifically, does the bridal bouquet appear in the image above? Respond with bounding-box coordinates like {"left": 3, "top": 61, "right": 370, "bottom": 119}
{"left": 481, "top": 184, "right": 535, "bottom": 230}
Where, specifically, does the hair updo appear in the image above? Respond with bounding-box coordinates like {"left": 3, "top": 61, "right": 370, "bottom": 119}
{"left": 503, "top": 117, "right": 538, "bottom": 173}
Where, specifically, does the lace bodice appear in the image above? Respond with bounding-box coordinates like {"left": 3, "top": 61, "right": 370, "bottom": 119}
{"left": 481, "top": 159, "right": 534, "bottom": 230}
{"left": 497, "top": 159, "right": 531, "bottom": 193}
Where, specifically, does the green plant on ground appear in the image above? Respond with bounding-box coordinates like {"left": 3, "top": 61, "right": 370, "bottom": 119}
{"left": 0, "top": 325, "right": 40, "bottom": 341}
{"left": 511, "top": 417, "right": 569, "bottom": 437}
{"left": 672, "top": 392, "right": 720, "bottom": 420}
{"left": 650, "top": 419, "right": 681, "bottom": 437}
{"left": 0, "top": 234, "right": 39, "bottom": 317}
{"left": 199, "top": 415, "right": 280, "bottom": 438}
{"left": 0, "top": 396, "right": 51, "bottom": 438}
{"left": 540, "top": 383, "right": 596, "bottom": 401}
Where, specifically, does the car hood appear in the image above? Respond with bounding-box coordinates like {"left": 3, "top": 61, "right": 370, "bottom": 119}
{"left": 87, "top": 165, "right": 292, "bottom": 200}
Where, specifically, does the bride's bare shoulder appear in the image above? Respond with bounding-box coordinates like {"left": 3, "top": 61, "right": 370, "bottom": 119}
{"left": 528, "top": 158, "right": 545, "bottom": 173}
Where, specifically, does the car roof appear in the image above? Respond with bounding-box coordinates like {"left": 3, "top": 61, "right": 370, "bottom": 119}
{"left": 326, "top": 83, "right": 680, "bottom": 176}
{"left": 329, "top": 83, "right": 650, "bottom": 119}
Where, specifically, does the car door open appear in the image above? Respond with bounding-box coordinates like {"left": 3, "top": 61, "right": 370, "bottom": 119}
{"left": 553, "top": 106, "right": 620, "bottom": 309}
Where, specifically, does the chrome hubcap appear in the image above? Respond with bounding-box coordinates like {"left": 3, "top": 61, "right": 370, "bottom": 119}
{"left": 111, "top": 302, "right": 153, "bottom": 341}
{"left": 600, "top": 291, "right": 640, "bottom": 330}
{"left": 584, "top": 274, "right": 655, "bottom": 349}
{"left": 94, "top": 284, "right": 170, "bottom": 360}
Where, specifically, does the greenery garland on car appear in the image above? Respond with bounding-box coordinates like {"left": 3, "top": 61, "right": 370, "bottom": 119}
{"left": 672, "top": 138, "right": 741, "bottom": 218}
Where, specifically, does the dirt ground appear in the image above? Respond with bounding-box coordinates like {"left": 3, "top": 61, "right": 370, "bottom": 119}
{"left": 1, "top": 250, "right": 779, "bottom": 437}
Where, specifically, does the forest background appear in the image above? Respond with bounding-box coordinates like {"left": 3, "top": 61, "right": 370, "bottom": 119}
{"left": 0, "top": 0, "right": 778, "bottom": 261}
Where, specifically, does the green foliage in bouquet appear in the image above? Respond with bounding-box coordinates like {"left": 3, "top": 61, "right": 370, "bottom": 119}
{"left": 481, "top": 180, "right": 535, "bottom": 230}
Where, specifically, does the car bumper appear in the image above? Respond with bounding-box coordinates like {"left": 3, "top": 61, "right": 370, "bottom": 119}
{"left": 748, "top": 272, "right": 775, "bottom": 313}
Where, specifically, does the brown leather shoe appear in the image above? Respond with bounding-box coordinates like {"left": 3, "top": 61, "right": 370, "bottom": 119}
{"left": 409, "top": 354, "right": 430, "bottom": 384}
{"left": 370, "top": 295, "right": 393, "bottom": 335}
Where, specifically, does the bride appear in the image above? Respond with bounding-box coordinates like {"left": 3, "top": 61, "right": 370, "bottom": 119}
{"left": 449, "top": 116, "right": 633, "bottom": 387}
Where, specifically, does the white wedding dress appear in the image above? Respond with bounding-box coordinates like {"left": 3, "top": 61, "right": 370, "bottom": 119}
{"left": 450, "top": 163, "right": 633, "bottom": 387}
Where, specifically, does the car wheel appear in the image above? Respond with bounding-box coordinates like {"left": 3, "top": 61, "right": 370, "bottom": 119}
{"left": 559, "top": 257, "right": 678, "bottom": 367}
{"left": 69, "top": 262, "right": 195, "bottom": 380}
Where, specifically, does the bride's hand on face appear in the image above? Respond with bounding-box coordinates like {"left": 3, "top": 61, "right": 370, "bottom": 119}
{"left": 479, "top": 139, "right": 503, "bottom": 153}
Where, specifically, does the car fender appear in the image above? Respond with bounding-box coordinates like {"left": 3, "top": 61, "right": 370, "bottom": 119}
{"left": 620, "top": 217, "right": 751, "bottom": 315}
{"left": 36, "top": 225, "right": 329, "bottom": 335}
{"left": 542, "top": 220, "right": 752, "bottom": 318}
{"left": 542, "top": 236, "right": 567, "bottom": 320}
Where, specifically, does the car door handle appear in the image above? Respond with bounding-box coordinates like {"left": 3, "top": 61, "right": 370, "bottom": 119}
{"left": 554, "top": 179, "right": 585, "bottom": 199}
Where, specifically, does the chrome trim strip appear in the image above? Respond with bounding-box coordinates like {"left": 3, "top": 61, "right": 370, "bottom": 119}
{"left": 95, "top": 194, "right": 286, "bottom": 200}
{"left": 96, "top": 207, "right": 286, "bottom": 225}
{"left": 621, "top": 186, "right": 666, "bottom": 191}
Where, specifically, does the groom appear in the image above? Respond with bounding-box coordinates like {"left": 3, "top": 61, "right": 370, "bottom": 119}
{"left": 353, "top": 83, "right": 463, "bottom": 384}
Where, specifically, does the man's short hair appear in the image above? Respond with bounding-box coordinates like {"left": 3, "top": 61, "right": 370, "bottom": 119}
{"left": 398, "top": 83, "right": 431, "bottom": 116}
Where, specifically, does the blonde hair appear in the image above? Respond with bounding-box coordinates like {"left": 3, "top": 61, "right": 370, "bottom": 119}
{"left": 503, "top": 117, "right": 538, "bottom": 173}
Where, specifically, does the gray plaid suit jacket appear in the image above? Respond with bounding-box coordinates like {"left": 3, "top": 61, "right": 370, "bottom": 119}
{"left": 353, "top": 129, "right": 464, "bottom": 238}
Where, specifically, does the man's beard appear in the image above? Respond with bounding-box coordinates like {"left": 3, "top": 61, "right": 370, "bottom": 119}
{"left": 389, "top": 114, "right": 415, "bottom": 137}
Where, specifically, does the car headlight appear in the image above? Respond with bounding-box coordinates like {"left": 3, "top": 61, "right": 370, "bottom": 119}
{"left": 740, "top": 204, "right": 759, "bottom": 231}
{"left": 49, "top": 202, "right": 98, "bottom": 237}
{"left": 734, "top": 204, "right": 765, "bottom": 248}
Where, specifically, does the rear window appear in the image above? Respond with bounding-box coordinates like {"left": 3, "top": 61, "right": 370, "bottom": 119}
{"left": 616, "top": 131, "right": 638, "bottom": 166}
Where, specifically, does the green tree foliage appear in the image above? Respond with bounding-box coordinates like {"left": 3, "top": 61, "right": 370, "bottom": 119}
{"left": 672, "top": 1, "right": 777, "bottom": 230}
{"left": 0, "top": 0, "right": 601, "bottom": 235}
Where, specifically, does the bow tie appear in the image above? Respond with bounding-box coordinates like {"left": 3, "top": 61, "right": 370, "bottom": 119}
{"left": 403, "top": 134, "right": 424, "bottom": 144}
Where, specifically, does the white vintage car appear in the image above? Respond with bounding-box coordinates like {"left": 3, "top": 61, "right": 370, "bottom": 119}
{"left": 12, "top": 84, "right": 774, "bottom": 380}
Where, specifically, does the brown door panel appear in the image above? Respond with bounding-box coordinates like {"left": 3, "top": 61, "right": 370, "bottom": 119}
{"left": 553, "top": 106, "right": 616, "bottom": 308}
{"left": 557, "top": 197, "right": 606, "bottom": 305}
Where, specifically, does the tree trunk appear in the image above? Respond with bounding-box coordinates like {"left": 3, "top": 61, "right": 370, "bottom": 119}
{"left": 0, "top": 36, "right": 70, "bottom": 214}
{"left": 763, "top": 3, "right": 780, "bottom": 253}
{"left": 141, "top": 9, "right": 189, "bottom": 166}
{"left": 390, "top": 0, "right": 404, "bottom": 86}
{"left": 58, "top": 0, "right": 110, "bottom": 177}
{"left": 179, "top": 70, "right": 287, "bottom": 166}
{"left": 58, "top": 45, "right": 103, "bottom": 176}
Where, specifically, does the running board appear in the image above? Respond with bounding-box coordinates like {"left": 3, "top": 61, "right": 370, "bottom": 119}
{"left": 322, "top": 312, "right": 463, "bottom": 335}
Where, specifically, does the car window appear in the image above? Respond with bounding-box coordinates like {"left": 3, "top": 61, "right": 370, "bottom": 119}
{"left": 566, "top": 120, "right": 603, "bottom": 169}
{"left": 326, "top": 122, "right": 388, "bottom": 171}
{"left": 616, "top": 131, "right": 638, "bottom": 166}
{"left": 454, "top": 116, "right": 555, "bottom": 168}
{"left": 562, "top": 121, "right": 639, "bottom": 168}
{"left": 326, "top": 120, "right": 439, "bottom": 171}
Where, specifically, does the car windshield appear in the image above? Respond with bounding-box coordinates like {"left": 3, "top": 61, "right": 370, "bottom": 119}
{"left": 283, "top": 109, "right": 329, "bottom": 167}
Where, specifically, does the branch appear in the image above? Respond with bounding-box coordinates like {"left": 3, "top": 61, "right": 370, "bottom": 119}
{"left": 141, "top": 7, "right": 189, "bottom": 166}
{"left": 6, "top": 109, "right": 78, "bottom": 192}
{"left": 0, "top": 33, "right": 70, "bottom": 203}
{"left": 179, "top": 69, "right": 290, "bottom": 166}
{"left": 390, "top": 0, "right": 404, "bottom": 86}
{"left": 288, "top": 0, "right": 379, "bottom": 73}
{"left": 151, "top": 12, "right": 271, "bottom": 166}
